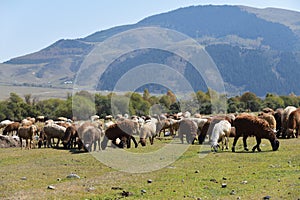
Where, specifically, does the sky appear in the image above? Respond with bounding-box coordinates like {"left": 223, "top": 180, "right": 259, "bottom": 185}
{"left": 1, "top": 0, "right": 300, "bottom": 63}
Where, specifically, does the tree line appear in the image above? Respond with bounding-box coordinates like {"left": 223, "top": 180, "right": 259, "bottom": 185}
{"left": 1, "top": 89, "right": 300, "bottom": 122}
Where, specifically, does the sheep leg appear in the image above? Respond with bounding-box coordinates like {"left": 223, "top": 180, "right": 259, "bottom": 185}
{"left": 131, "top": 136, "right": 138, "bottom": 148}
{"left": 225, "top": 136, "right": 229, "bottom": 150}
{"left": 231, "top": 136, "right": 239, "bottom": 152}
{"left": 20, "top": 138, "right": 23, "bottom": 150}
{"left": 149, "top": 136, "right": 154, "bottom": 145}
{"left": 243, "top": 136, "right": 249, "bottom": 151}
{"left": 253, "top": 137, "right": 261, "bottom": 152}
{"left": 101, "top": 136, "right": 109, "bottom": 150}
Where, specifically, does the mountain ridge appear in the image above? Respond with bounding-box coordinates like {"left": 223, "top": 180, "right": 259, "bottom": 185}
{"left": 1, "top": 5, "right": 300, "bottom": 96}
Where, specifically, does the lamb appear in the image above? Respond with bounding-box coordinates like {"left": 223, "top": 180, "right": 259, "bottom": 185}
{"left": 210, "top": 120, "right": 231, "bottom": 152}
{"left": 232, "top": 113, "right": 280, "bottom": 152}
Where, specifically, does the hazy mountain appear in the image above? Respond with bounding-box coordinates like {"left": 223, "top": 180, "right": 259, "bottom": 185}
{"left": 1, "top": 5, "right": 300, "bottom": 96}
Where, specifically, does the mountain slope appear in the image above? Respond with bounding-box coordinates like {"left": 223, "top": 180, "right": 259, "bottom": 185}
{"left": 1, "top": 5, "right": 300, "bottom": 96}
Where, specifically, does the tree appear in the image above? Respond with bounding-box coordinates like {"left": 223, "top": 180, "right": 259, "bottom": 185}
{"left": 239, "top": 92, "right": 262, "bottom": 112}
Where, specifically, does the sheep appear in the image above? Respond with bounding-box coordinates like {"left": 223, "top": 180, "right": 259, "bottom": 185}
{"left": 62, "top": 125, "right": 78, "bottom": 149}
{"left": 101, "top": 119, "right": 138, "bottom": 150}
{"left": 178, "top": 119, "right": 198, "bottom": 144}
{"left": 287, "top": 107, "right": 300, "bottom": 138}
{"left": 139, "top": 118, "right": 158, "bottom": 146}
{"left": 281, "top": 106, "right": 297, "bottom": 138}
{"left": 77, "top": 122, "right": 103, "bottom": 151}
{"left": 232, "top": 113, "right": 280, "bottom": 152}
{"left": 198, "top": 116, "right": 232, "bottom": 144}
{"left": 210, "top": 120, "right": 232, "bottom": 152}
{"left": 274, "top": 108, "right": 283, "bottom": 138}
{"left": 18, "top": 125, "right": 37, "bottom": 149}
{"left": 42, "top": 123, "right": 66, "bottom": 148}
{"left": 3, "top": 122, "right": 20, "bottom": 136}
{"left": 0, "top": 119, "right": 13, "bottom": 129}
{"left": 258, "top": 112, "right": 277, "bottom": 131}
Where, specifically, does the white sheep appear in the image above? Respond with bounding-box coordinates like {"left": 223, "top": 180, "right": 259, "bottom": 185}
{"left": 210, "top": 120, "right": 231, "bottom": 152}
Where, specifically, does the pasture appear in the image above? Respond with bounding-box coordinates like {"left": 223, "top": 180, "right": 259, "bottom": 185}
{"left": 0, "top": 85, "right": 72, "bottom": 100}
{"left": 0, "top": 137, "right": 299, "bottom": 199}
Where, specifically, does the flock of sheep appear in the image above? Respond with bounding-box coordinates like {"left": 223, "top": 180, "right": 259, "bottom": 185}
{"left": 0, "top": 105, "right": 299, "bottom": 152}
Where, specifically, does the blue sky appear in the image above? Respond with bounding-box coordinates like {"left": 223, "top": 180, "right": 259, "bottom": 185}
{"left": 1, "top": 0, "right": 300, "bottom": 63}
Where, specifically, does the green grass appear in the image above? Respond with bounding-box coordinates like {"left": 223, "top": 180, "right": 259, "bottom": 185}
{"left": 0, "top": 137, "right": 299, "bottom": 199}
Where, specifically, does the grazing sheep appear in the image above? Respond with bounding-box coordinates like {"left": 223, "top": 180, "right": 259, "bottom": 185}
{"left": 139, "top": 118, "right": 158, "bottom": 146}
{"left": 258, "top": 112, "right": 277, "bottom": 131}
{"left": 178, "top": 119, "right": 198, "bottom": 144}
{"left": 198, "top": 116, "right": 233, "bottom": 144}
{"left": 210, "top": 120, "right": 231, "bottom": 152}
{"left": 274, "top": 108, "right": 283, "bottom": 138}
{"left": 287, "top": 107, "right": 300, "bottom": 138}
{"left": 78, "top": 123, "right": 102, "bottom": 151}
{"left": 101, "top": 119, "right": 138, "bottom": 150}
{"left": 62, "top": 125, "right": 78, "bottom": 149}
{"left": 3, "top": 122, "right": 20, "bottom": 136}
{"left": 0, "top": 120, "right": 13, "bottom": 129}
{"left": 232, "top": 113, "right": 280, "bottom": 152}
{"left": 281, "top": 106, "right": 297, "bottom": 138}
{"left": 43, "top": 123, "right": 66, "bottom": 148}
{"left": 18, "top": 125, "right": 37, "bottom": 149}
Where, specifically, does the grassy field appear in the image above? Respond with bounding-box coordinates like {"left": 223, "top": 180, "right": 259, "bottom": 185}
{"left": 0, "top": 137, "right": 299, "bottom": 200}
{"left": 0, "top": 85, "right": 72, "bottom": 100}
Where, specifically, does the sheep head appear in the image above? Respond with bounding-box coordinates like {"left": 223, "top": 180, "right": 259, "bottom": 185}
{"left": 139, "top": 138, "right": 146, "bottom": 146}
{"left": 271, "top": 139, "right": 280, "bottom": 151}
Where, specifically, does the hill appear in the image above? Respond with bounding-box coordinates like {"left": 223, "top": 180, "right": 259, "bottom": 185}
{"left": 1, "top": 5, "right": 300, "bottom": 96}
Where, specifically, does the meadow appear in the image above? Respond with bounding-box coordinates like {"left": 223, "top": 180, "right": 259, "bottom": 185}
{"left": 0, "top": 137, "right": 299, "bottom": 200}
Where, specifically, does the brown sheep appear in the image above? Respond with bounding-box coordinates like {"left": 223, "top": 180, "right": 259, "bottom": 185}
{"left": 62, "top": 125, "right": 78, "bottom": 149}
{"left": 178, "top": 119, "right": 198, "bottom": 144}
{"left": 281, "top": 106, "right": 297, "bottom": 138}
{"left": 287, "top": 107, "right": 300, "bottom": 138}
{"left": 101, "top": 119, "right": 138, "bottom": 150}
{"left": 258, "top": 112, "right": 277, "bottom": 131}
{"left": 3, "top": 122, "right": 20, "bottom": 136}
{"left": 232, "top": 113, "right": 280, "bottom": 152}
{"left": 274, "top": 108, "right": 283, "bottom": 138}
{"left": 18, "top": 125, "right": 37, "bottom": 149}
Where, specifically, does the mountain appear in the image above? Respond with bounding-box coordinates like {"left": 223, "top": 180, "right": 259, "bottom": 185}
{"left": 1, "top": 5, "right": 300, "bottom": 96}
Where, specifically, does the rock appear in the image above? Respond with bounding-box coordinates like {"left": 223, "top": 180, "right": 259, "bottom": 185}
{"left": 87, "top": 187, "right": 95, "bottom": 192}
{"left": 57, "top": 178, "right": 61, "bottom": 181}
{"left": 122, "top": 191, "right": 133, "bottom": 197}
{"left": 111, "top": 186, "right": 123, "bottom": 190}
{"left": 147, "top": 179, "right": 153, "bottom": 183}
{"left": 66, "top": 173, "right": 80, "bottom": 179}
{"left": 230, "top": 189, "right": 236, "bottom": 195}
{"left": 263, "top": 195, "right": 271, "bottom": 199}
{"left": 221, "top": 183, "right": 227, "bottom": 188}
{"left": 210, "top": 178, "right": 218, "bottom": 183}
{"left": 47, "top": 185, "right": 55, "bottom": 190}
{"left": 278, "top": 179, "right": 281, "bottom": 182}
{"left": 195, "top": 170, "right": 200, "bottom": 173}
{"left": 21, "top": 177, "right": 27, "bottom": 180}
{"left": 241, "top": 180, "right": 248, "bottom": 184}
{"left": 141, "top": 189, "right": 147, "bottom": 194}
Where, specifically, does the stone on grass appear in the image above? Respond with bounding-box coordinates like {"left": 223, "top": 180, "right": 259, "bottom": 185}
{"left": 47, "top": 185, "right": 55, "bottom": 190}
{"left": 66, "top": 173, "right": 80, "bottom": 179}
